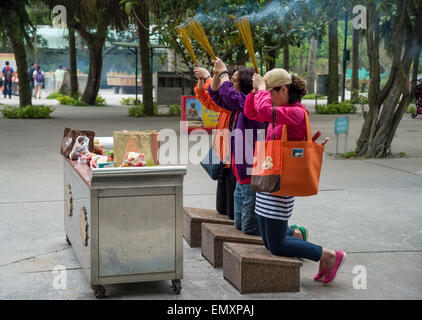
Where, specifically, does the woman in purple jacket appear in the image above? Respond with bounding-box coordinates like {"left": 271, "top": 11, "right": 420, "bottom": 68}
{"left": 208, "top": 58, "right": 263, "bottom": 235}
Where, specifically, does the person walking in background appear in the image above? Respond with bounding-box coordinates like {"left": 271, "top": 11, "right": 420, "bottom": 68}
{"left": 28, "top": 63, "right": 36, "bottom": 97}
{"left": 33, "top": 65, "right": 44, "bottom": 99}
{"left": 55, "top": 65, "right": 65, "bottom": 92}
{"left": 2, "top": 61, "right": 14, "bottom": 99}
{"left": 245, "top": 68, "right": 346, "bottom": 284}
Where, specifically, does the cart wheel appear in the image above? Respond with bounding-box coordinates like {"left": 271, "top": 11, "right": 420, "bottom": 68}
{"left": 411, "top": 113, "right": 417, "bottom": 119}
{"left": 65, "top": 235, "right": 71, "bottom": 246}
{"left": 170, "top": 279, "right": 182, "bottom": 295}
{"left": 93, "top": 285, "right": 106, "bottom": 298}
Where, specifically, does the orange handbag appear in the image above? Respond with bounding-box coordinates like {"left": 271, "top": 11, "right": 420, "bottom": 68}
{"left": 251, "top": 107, "right": 282, "bottom": 193}
{"left": 273, "top": 111, "right": 324, "bottom": 197}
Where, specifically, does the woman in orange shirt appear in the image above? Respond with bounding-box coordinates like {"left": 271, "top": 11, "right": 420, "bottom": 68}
{"left": 194, "top": 66, "right": 237, "bottom": 220}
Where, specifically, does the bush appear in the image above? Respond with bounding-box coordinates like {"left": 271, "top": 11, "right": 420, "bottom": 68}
{"left": 128, "top": 103, "right": 181, "bottom": 117}
{"left": 168, "top": 104, "right": 181, "bottom": 116}
{"left": 120, "top": 97, "right": 142, "bottom": 106}
{"left": 46, "top": 92, "right": 64, "bottom": 99}
{"left": 128, "top": 104, "right": 146, "bottom": 117}
{"left": 0, "top": 105, "right": 55, "bottom": 119}
{"left": 303, "top": 93, "right": 327, "bottom": 100}
{"left": 57, "top": 94, "right": 107, "bottom": 106}
{"left": 95, "top": 95, "right": 107, "bottom": 106}
{"left": 315, "top": 101, "right": 357, "bottom": 114}
{"left": 406, "top": 105, "right": 417, "bottom": 114}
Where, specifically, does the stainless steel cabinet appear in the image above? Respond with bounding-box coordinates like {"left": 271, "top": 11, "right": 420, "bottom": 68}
{"left": 63, "top": 158, "right": 186, "bottom": 297}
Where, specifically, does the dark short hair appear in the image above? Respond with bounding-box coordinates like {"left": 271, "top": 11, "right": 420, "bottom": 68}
{"left": 235, "top": 67, "right": 255, "bottom": 95}
{"left": 59, "top": 65, "right": 63, "bottom": 69}
{"left": 5, "top": 61, "right": 9, "bottom": 65}
{"left": 273, "top": 75, "right": 307, "bottom": 104}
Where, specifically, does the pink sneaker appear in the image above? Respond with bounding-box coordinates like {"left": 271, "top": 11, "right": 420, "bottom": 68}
{"left": 313, "top": 270, "right": 325, "bottom": 282}
{"left": 322, "top": 250, "right": 346, "bottom": 284}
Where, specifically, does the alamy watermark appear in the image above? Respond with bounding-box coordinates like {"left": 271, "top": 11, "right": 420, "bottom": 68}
{"left": 352, "top": 5, "right": 367, "bottom": 30}
{"left": 52, "top": 5, "right": 67, "bottom": 29}
{"left": 352, "top": 265, "right": 367, "bottom": 289}
{"left": 52, "top": 265, "right": 67, "bottom": 290}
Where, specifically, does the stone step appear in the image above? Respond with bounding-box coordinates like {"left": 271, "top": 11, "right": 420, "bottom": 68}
{"left": 183, "top": 207, "right": 233, "bottom": 248}
{"left": 201, "top": 223, "right": 262, "bottom": 267}
{"left": 223, "top": 242, "right": 303, "bottom": 294}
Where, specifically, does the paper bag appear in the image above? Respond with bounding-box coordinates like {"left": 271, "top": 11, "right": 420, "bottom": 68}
{"left": 60, "top": 127, "right": 95, "bottom": 158}
{"left": 113, "top": 130, "right": 159, "bottom": 167}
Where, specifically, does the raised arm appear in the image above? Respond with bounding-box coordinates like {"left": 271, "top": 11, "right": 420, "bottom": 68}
{"left": 244, "top": 91, "right": 264, "bottom": 122}
{"left": 254, "top": 90, "right": 307, "bottom": 126}
{"left": 195, "top": 77, "right": 227, "bottom": 114}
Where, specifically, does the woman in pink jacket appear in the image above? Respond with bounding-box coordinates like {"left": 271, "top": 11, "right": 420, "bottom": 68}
{"left": 244, "top": 68, "right": 346, "bottom": 284}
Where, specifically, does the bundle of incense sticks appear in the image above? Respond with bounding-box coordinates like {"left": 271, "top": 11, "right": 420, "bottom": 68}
{"left": 187, "top": 17, "right": 216, "bottom": 60}
{"left": 175, "top": 24, "right": 198, "bottom": 66}
{"left": 234, "top": 16, "right": 258, "bottom": 73}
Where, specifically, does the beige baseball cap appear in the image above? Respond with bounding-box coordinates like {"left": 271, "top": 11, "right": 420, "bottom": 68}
{"left": 263, "top": 68, "right": 292, "bottom": 91}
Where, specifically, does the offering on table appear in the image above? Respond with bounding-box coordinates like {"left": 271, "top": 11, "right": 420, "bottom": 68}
{"left": 120, "top": 152, "right": 146, "bottom": 167}
{"left": 78, "top": 152, "right": 95, "bottom": 165}
{"left": 94, "top": 138, "right": 104, "bottom": 155}
{"left": 90, "top": 154, "right": 115, "bottom": 168}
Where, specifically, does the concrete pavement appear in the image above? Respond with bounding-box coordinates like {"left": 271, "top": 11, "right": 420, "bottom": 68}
{"left": 0, "top": 93, "right": 421, "bottom": 299}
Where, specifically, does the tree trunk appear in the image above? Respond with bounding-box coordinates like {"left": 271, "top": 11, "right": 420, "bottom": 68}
{"left": 82, "top": 40, "right": 104, "bottom": 105}
{"left": 328, "top": 17, "right": 339, "bottom": 104}
{"left": 265, "top": 47, "right": 278, "bottom": 71}
{"left": 351, "top": 28, "right": 360, "bottom": 101}
{"left": 356, "top": 1, "right": 417, "bottom": 158}
{"left": 74, "top": 22, "right": 107, "bottom": 105}
{"left": 411, "top": 48, "right": 421, "bottom": 88}
{"left": 3, "top": 7, "right": 31, "bottom": 106}
{"left": 283, "top": 42, "right": 289, "bottom": 71}
{"left": 167, "top": 49, "right": 175, "bottom": 71}
{"left": 297, "top": 47, "right": 305, "bottom": 76}
{"left": 135, "top": 1, "right": 154, "bottom": 116}
{"left": 306, "top": 38, "right": 318, "bottom": 94}
{"left": 68, "top": 27, "right": 78, "bottom": 97}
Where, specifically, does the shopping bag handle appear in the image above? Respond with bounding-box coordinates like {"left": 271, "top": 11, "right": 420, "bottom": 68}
{"left": 272, "top": 106, "right": 276, "bottom": 140}
{"left": 281, "top": 110, "right": 312, "bottom": 142}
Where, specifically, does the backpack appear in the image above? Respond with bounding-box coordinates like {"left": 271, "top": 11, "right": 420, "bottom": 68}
{"left": 36, "top": 70, "right": 44, "bottom": 82}
{"left": 4, "top": 67, "right": 12, "bottom": 82}
{"left": 28, "top": 67, "right": 35, "bottom": 81}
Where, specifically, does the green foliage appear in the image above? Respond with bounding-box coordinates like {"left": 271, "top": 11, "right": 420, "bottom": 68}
{"left": 128, "top": 103, "right": 146, "bottom": 117}
{"left": 57, "top": 94, "right": 107, "bottom": 106}
{"left": 406, "top": 105, "right": 417, "bottom": 114}
{"left": 168, "top": 104, "right": 181, "bottom": 116}
{"left": 343, "top": 151, "right": 356, "bottom": 159}
{"left": 0, "top": 105, "right": 55, "bottom": 119}
{"left": 120, "top": 97, "right": 142, "bottom": 106}
{"left": 57, "top": 95, "right": 87, "bottom": 106}
{"left": 315, "top": 101, "right": 357, "bottom": 114}
{"left": 128, "top": 103, "right": 181, "bottom": 117}
{"left": 95, "top": 95, "right": 107, "bottom": 106}
{"left": 46, "top": 92, "right": 64, "bottom": 99}
{"left": 302, "top": 93, "right": 327, "bottom": 100}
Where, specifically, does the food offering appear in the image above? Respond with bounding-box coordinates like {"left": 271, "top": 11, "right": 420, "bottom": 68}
{"left": 120, "top": 152, "right": 147, "bottom": 168}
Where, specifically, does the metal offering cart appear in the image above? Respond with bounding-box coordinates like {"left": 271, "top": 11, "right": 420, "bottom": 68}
{"left": 63, "top": 157, "right": 186, "bottom": 298}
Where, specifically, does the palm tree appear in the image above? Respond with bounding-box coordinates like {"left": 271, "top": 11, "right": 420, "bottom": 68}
{"left": 44, "top": 0, "right": 128, "bottom": 105}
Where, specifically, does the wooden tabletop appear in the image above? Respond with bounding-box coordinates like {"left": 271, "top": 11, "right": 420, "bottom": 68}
{"left": 66, "top": 158, "right": 91, "bottom": 187}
